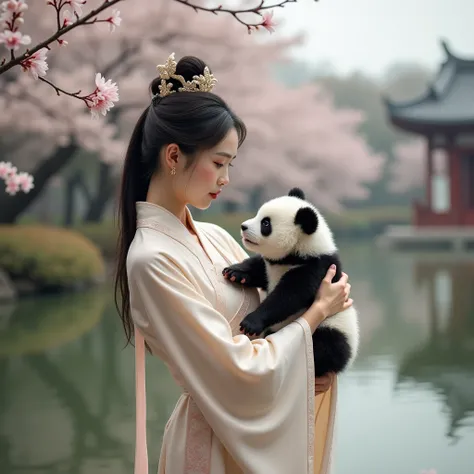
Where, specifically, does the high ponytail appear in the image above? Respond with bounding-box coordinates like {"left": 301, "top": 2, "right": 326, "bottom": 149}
{"left": 114, "top": 107, "right": 150, "bottom": 346}
{"left": 114, "top": 54, "right": 247, "bottom": 347}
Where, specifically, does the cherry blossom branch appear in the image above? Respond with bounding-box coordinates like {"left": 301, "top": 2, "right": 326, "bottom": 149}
{"left": 0, "top": 1, "right": 121, "bottom": 120}
{"left": 0, "top": 0, "right": 286, "bottom": 137}
{"left": 0, "top": 0, "right": 123, "bottom": 75}
{"left": 173, "top": 0, "right": 297, "bottom": 32}
{"left": 38, "top": 72, "right": 119, "bottom": 118}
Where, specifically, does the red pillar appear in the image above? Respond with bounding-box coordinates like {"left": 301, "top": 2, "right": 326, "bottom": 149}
{"left": 449, "top": 148, "right": 462, "bottom": 225}
{"left": 426, "top": 138, "right": 433, "bottom": 210}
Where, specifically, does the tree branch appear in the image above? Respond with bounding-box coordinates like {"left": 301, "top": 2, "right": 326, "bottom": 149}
{"left": 173, "top": 0, "right": 302, "bottom": 31}
{"left": 0, "top": 0, "right": 123, "bottom": 75}
{"left": 0, "top": 0, "right": 305, "bottom": 114}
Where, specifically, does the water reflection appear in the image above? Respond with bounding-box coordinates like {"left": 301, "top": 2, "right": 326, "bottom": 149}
{"left": 0, "top": 243, "right": 473, "bottom": 474}
{"left": 396, "top": 259, "right": 474, "bottom": 442}
{"left": 0, "top": 288, "right": 180, "bottom": 474}
{"left": 334, "top": 247, "right": 474, "bottom": 474}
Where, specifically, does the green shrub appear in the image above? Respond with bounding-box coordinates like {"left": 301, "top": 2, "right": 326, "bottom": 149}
{"left": 0, "top": 225, "right": 105, "bottom": 291}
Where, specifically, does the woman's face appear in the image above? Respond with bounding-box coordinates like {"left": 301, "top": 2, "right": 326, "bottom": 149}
{"left": 177, "top": 128, "right": 239, "bottom": 209}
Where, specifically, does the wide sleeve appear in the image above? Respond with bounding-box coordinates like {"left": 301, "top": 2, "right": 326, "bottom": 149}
{"left": 129, "top": 253, "right": 315, "bottom": 474}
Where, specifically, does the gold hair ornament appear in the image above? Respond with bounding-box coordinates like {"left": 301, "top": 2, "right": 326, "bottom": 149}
{"left": 152, "top": 52, "right": 217, "bottom": 100}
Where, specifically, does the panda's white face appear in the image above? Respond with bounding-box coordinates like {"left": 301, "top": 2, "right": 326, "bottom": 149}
{"left": 240, "top": 189, "right": 336, "bottom": 261}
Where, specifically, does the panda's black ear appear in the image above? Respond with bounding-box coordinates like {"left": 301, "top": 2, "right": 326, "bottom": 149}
{"left": 288, "top": 187, "right": 305, "bottom": 200}
{"left": 295, "top": 207, "right": 318, "bottom": 235}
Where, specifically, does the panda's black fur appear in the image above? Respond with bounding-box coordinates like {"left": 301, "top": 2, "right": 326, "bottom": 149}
{"left": 223, "top": 187, "right": 359, "bottom": 377}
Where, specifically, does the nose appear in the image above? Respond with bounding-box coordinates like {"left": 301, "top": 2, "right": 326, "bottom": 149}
{"left": 220, "top": 170, "right": 230, "bottom": 187}
{"left": 241, "top": 224, "right": 248, "bottom": 231}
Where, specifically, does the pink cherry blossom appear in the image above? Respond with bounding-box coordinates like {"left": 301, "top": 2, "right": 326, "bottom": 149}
{"left": 16, "top": 171, "right": 34, "bottom": 192}
{"left": 0, "top": 161, "right": 16, "bottom": 179}
{"left": 5, "top": 174, "right": 20, "bottom": 195}
{"left": 67, "top": 0, "right": 86, "bottom": 16}
{"left": 62, "top": 9, "right": 74, "bottom": 27}
{"left": 86, "top": 72, "right": 119, "bottom": 118}
{"left": 0, "top": 161, "right": 33, "bottom": 195}
{"left": 261, "top": 11, "right": 276, "bottom": 33}
{"left": 105, "top": 8, "right": 121, "bottom": 32}
{"left": 0, "top": 29, "right": 31, "bottom": 50}
{"left": 2, "top": 0, "right": 28, "bottom": 15}
{"left": 20, "top": 47, "right": 48, "bottom": 79}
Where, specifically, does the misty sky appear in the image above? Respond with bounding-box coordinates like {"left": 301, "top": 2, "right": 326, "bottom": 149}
{"left": 273, "top": 0, "right": 474, "bottom": 77}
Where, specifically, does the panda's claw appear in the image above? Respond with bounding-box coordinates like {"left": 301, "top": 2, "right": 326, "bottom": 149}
{"left": 222, "top": 264, "right": 252, "bottom": 286}
{"left": 240, "top": 312, "right": 266, "bottom": 336}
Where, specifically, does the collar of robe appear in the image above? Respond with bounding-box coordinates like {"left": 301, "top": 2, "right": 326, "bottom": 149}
{"left": 135, "top": 201, "right": 216, "bottom": 265}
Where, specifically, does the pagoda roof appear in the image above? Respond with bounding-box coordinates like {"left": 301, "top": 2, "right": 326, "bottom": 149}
{"left": 385, "top": 40, "right": 474, "bottom": 132}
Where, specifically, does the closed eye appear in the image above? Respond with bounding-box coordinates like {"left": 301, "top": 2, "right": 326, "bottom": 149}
{"left": 214, "top": 162, "right": 234, "bottom": 169}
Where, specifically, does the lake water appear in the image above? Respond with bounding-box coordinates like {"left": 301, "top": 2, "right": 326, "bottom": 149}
{"left": 0, "top": 241, "right": 473, "bottom": 474}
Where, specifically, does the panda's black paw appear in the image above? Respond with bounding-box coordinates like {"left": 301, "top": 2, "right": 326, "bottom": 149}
{"left": 222, "top": 264, "right": 252, "bottom": 286}
{"left": 239, "top": 311, "right": 266, "bottom": 337}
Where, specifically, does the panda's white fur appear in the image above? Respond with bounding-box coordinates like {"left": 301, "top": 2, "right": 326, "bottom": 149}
{"left": 238, "top": 191, "right": 360, "bottom": 373}
{"left": 241, "top": 195, "right": 337, "bottom": 261}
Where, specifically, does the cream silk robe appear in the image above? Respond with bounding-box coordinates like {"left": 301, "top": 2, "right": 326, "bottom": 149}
{"left": 127, "top": 202, "right": 337, "bottom": 474}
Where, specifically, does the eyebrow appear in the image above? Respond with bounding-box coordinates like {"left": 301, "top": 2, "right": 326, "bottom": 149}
{"left": 215, "top": 152, "right": 236, "bottom": 159}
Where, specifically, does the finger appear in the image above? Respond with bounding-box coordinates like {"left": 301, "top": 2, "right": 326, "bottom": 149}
{"left": 343, "top": 298, "right": 353, "bottom": 310}
{"left": 338, "top": 272, "right": 348, "bottom": 285}
{"left": 323, "top": 264, "right": 337, "bottom": 282}
{"left": 241, "top": 278, "right": 246, "bottom": 284}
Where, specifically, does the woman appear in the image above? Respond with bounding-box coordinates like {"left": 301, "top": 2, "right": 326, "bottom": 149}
{"left": 115, "top": 53, "right": 353, "bottom": 474}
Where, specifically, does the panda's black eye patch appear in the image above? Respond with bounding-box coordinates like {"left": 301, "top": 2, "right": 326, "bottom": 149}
{"left": 261, "top": 217, "right": 272, "bottom": 237}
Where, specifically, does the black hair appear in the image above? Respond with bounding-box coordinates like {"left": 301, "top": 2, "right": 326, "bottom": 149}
{"left": 114, "top": 55, "right": 247, "bottom": 346}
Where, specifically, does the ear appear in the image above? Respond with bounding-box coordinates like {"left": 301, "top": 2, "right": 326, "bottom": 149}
{"left": 288, "top": 187, "right": 305, "bottom": 200}
{"left": 164, "top": 143, "right": 180, "bottom": 170}
{"left": 295, "top": 207, "right": 318, "bottom": 235}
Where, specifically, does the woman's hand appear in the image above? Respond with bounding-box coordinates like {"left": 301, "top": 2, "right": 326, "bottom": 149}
{"left": 302, "top": 264, "right": 353, "bottom": 333}
{"left": 313, "top": 265, "right": 353, "bottom": 320}
{"left": 315, "top": 372, "right": 335, "bottom": 395}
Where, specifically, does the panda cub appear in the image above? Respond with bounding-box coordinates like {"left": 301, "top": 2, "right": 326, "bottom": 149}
{"left": 223, "top": 187, "right": 359, "bottom": 377}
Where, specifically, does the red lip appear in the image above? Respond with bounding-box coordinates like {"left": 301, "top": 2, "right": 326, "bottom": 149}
{"left": 209, "top": 191, "right": 221, "bottom": 199}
